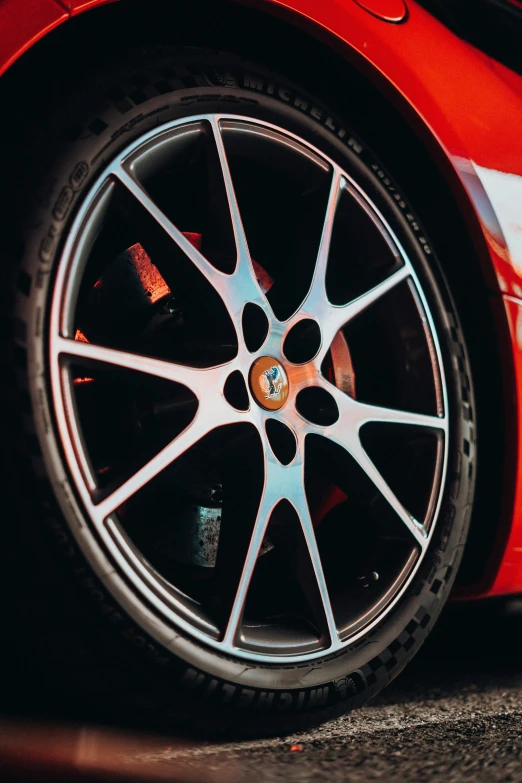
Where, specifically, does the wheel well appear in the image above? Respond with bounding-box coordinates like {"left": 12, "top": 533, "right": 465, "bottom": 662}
{"left": 0, "top": 0, "right": 512, "bottom": 592}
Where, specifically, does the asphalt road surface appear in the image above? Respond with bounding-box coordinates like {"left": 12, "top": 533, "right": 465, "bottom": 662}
{"left": 2, "top": 599, "right": 522, "bottom": 783}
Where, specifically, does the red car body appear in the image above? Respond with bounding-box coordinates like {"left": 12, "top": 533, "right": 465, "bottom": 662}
{"left": 2, "top": 0, "right": 522, "bottom": 599}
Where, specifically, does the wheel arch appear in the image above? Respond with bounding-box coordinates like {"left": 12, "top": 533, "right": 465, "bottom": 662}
{"left": 0, "top": 0, "right": 515, "bottom": 594}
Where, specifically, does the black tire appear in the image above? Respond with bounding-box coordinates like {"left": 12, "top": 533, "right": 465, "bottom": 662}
{"left": 2, "top": 47, "right": 475, "bottom": 736}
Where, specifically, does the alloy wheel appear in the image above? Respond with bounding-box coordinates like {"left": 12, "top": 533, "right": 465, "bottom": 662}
{"left": 48, "top": 114, "right": 448, "bottom": 662}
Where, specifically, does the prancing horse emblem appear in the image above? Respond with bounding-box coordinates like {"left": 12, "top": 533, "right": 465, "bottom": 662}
{"left": 260, "top": 365, "right": 283, "bottom": 400}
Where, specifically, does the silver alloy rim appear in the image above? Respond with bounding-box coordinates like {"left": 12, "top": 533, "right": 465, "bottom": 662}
{"left": 48, "top": 114, "right": 449, "bottom": 663}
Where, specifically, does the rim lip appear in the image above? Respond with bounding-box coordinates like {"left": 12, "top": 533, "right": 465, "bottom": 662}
{"left": 46, "top": 113, "right": 449, "bottom": 664}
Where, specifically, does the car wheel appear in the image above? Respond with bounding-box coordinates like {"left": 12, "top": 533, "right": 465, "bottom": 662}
{"left": 4, "top": 48, "right": 475, "bottom": 734}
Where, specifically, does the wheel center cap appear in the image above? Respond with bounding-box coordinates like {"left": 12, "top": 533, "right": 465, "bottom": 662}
{"left": 249, "top": 356, "right": 289, "bottom": 411}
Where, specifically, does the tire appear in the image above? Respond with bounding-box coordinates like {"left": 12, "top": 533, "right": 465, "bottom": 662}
{"left": 2, "top": 47, "right": 476, "bottom": 736}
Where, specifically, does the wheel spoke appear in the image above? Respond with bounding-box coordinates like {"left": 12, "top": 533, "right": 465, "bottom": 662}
{"left": 348, "top": 437, "right": 428, "bottom": 548}
{"left": 317, "top": 381, "right": 432, "bottom": 547}
{"left": 289, "top": 164, "right": 411, "bottom": 364}
{"left": 354, "top": 400, "right": 447, "bottom": 431}
{"left": 55, "top": 335, "right": 233, "bottom": 400}
{"left": 93, "top": 405, "right": 241, "bottom": 522}
{"left": 209, "top": 117, "right": 273, "bottom": 318}
{"left": 318, "top": 402, "right": 429, "bottom": 548}
{"left": 56, "top": 335, "right": 243, "bottom": 517}
{"left": 289, "top": 463, "right": 339, "bottom": 647}
{"left": 299, "top": 165, "right": 344, "bottom": 317}
{"left": 223, "top": 437, "right": 338, "bottom": 649}
{"left": 113, "top": 164, "right": 238, "bottom": 304}
{"left": 222, "top": 458, "right": 280, "bottom": 647}
{"left": 315, "top": 263, "right": 411, "bottom": 365}
{"left": 322, "top": 378, "right": 447, "bottom": 433}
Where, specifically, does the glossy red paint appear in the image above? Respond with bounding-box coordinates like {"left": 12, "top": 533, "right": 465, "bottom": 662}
{"left": 351, "top": 0, "right": 408, "bottom": 23}
{"left": 489, "top": 295, "right": 522, "bottom": 596}
{"left": 0, "top": 0, "right": 67, "bottom": 78}
{"left": 1, "top": 0, "right": 522, "bottom": 596}
{"left": 57, "top": 0, "right": 117, "bottom": 15}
